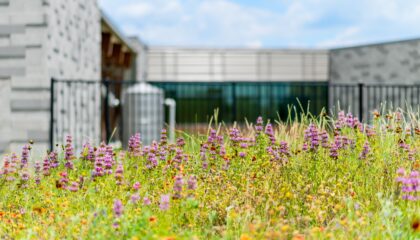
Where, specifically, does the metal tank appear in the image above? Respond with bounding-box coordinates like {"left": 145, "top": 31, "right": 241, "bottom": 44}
{"left": 122, "top": 83, "right": 164, "bottom": 146}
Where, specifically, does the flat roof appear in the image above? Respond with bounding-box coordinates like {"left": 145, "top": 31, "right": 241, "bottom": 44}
{"left": 101, "top": 10, "right": 136, "bottom": 53}
{"left": 148, "top": 46, "right": 329, "bottom": 54}
{"left": 330, "top": 36, "right": 420, "bottom": 51}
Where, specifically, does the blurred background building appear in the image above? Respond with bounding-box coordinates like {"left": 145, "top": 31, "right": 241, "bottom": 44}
{"left": 1, "top": 0, "right": 420, "bottom": 152}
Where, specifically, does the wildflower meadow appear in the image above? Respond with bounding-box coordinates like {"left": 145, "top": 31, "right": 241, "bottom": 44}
{"left": 0, "top": 109, "right": 419, "bottom": 239}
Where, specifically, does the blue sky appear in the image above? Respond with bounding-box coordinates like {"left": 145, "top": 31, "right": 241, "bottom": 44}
{"left": 98, "top": 0, "right": 420, "bottom": 48}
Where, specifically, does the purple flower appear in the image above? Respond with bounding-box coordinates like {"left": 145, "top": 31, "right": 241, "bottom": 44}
{"left": 128, "top": 133, "right": 142, "bottom": 156}
{"left": 173, "top": 175, "right": 184, "bottom": 199}
{"left": 20, "top": 144, "right": 30, "bottom": 169}
{"left": 160, "top": 128, "right": 168, "bottom": 145}
{"left": 202, "top": 161, "right": 208, "bottom": 170}
{"left": 59, "top": 171, "right": 69, "bottom": 188}
{"left": 20, "top": 171, "right": 30, "bottom": 182}
{"left": 159, "top": 194, "right": 170, "bottom": 211}
{"left": 239, "top": 152, "right": 246, "bottom": 158}
{"left": 133, "top": 182, "right": 141, "bottom": 191}
{"left": 359, "top": 141, "right": 370, "bottom": 159}
{"left": 82, "top": 142, "right": 94, "bottom": 161}
{"left": 92, "top": 144, "right": 106, "bottom": 177}
{"left": 229, "top": 128, "right": 241, "bottom": 144}
{"left": 68, "top": 182, "right": 79, "bottom": 192}
{"left": 143, "top": 197, "right": 151, "bottom": 206}
{"left": 49, "top": 151, "right": 59, "bottom": 168}
{"left": 279, "top": 141, "right": 290, "bottom": 156}
{"left": 304, "top": 124, "right": 319, "bottom": 150}
{"left": 330, "top": 143, "right": 339, "bottom": 159}
{"left": 265, "top": 124, "right": 276, "bottom": 144}
{"left": 219, "top": 146, "right": 226, "bottom": 157}
{"left": 320, "top": 131, "right": 329, "bottom": 148}
{"left": 397, "top": 168, "right": 405, "bottom": 176}
{"left": 255, "top": 116, "right": 264, "bottom": 134}
{"left": 64, "top": 136, "right": 74, "bottom": 169}
{"left": 146, "top": 152, "right": 157, "bottom": 169}
{"left": 207, "top": 129, "right": 217, "bottom": 144}
{"left": 42, "top": 154, "right": 51, "bottom": 176}
{"left": 346, "top": 113, "right": 355, "bottom": 128}
{"left": 1, "top": 155, "right": 12, "bottom": 177}
{"left": 114, "top": 163, "right": 124, "bottom": 185}
{"left": 396, "top": 168, "right": 420, "bottom": 201}
{"left": 177, "top": 137, "right": 186, "bottom": 147}
{"left": 131, "top": 194, "right": 140, "bottom": 204}
{"left": 187, "top": 175, "right": 197, "bottom": 191}
{"left": 113, "top": 199, "right": 124, "bottom": 217}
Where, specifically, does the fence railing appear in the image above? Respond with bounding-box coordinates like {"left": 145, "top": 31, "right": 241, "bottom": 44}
{"left": 50, "top": 79, "right": 420, "bottom": 150}
{"left": 50, "top": 79, "right": 102, "bottom": 151}
{"left": 50, "top": 79, "right": 164, "bottom": 150}
{"left": 329, "top": 83, "right": 420, "bottom": 121}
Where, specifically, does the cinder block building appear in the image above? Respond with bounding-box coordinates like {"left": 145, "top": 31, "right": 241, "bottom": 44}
{"left": 1, "top": 0, "right": 420, "bottom": 153}
{"left": 329, "top": 39, "right": 420, "bottom": 117}
{"left": 0, "top": 0, "right": 138, "bottom": 153}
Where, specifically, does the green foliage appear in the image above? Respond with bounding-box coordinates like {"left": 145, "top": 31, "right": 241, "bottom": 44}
{"left": 0, "top": 110, "right": 419, "bottom": 239}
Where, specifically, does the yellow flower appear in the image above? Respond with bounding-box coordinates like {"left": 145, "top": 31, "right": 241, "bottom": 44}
{"left": 240, "top": 234, "right": 252, "bottom": 240}
{"left": 281, "top": 225, "right": 290, "bottom": 232}
{"left": 161, "top": 237, "right": 176, "bottom": 240}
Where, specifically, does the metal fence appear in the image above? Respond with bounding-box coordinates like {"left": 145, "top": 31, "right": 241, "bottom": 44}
{"left": 50, "top": 79, "right": 420, "bottom": 149}
{"left": 50, "top": 79, "right": 164, "bottom": 150}
{"left": 329, "top": 83, "right": 420, "bottom": 121}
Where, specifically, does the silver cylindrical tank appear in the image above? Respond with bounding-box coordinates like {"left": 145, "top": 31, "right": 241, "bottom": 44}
{"left": 122, "top": 83, "right": 164, "bottom": 146}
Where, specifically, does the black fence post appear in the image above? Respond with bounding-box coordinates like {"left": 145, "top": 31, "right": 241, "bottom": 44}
{"left": 358, "top": 83, "right": 363, "bottom": 121}
{"left": 49, "top": 78, "right": 55, "bottom": 151}
{"left": 104, "top": 80, "right": 111, "bottom": 143}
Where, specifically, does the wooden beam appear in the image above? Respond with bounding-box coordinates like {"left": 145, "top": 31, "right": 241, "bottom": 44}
{"left": 123, "top": 52, "right": 131, "bottom": 68}
{"left": 101, "top": 32, "right": 111, "bottom": 56}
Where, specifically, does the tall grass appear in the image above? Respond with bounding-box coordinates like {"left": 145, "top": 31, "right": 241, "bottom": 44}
{"left": 0, "top": 108, "right": 419, "bottom": 239}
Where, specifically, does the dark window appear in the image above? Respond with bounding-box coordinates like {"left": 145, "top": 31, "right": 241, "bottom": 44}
{"left": 152, "top": 82, "right": 328, "bottom": 124}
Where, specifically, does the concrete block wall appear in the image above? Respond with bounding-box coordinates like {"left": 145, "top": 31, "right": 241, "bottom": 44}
{"left": 329, "top": 39, "right": 420, "bottom": 118}
{"left": 330, "top": 39, "right": 420, "bottom": 84}
{"left": 0, "top": 79, "right": 11, "bottom": 153}
{"left": 0, "top": 0, "right": 101, "bottom": 153}
{"left": 46, "top": 0, "right": 101, "bottom": 148}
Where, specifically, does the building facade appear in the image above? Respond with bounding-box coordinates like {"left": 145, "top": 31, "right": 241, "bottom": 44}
{"left": 0, "top": 0, "right": 101, "bottom": 152}
{"left": 329, "top": 38, "right": 420, "bottom": 117}
{"left": 1, "top": 0, "right": 420, "bottom": 152}
{"left": 147, "top": 47, "right": 329, "bottom": 122}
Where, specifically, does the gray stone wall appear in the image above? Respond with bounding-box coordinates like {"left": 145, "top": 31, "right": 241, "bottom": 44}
{"left": 0, "top": 0, "right": 101, "bottom": 152}
{"left": 330, "top": 39, "right": 420, "bottom": 84}
{"left": 46, "top": 0, "right": 101, "bottom": 148}
{"left": 0, "top": 79, "right": 11, "bottom": 152}
{"left": 329, "top": 39, "right": 420, "bottom": 119}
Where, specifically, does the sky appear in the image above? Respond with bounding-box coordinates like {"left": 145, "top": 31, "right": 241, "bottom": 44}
{"left": 98, "top": 0, "right": 420, "bottom": 49}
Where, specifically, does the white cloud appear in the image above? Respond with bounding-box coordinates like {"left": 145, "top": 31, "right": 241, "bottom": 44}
{"left": 318, "top": 27, "right": 361, "bottom": 48}
{"left": 116, "top": 2, "right": 154, "bottom": 18}
{"left": 245, "top": 40, "right": 263, "bottom": 48}
{"left": 99, "top": 0, "right": 420, "bottom": 48}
